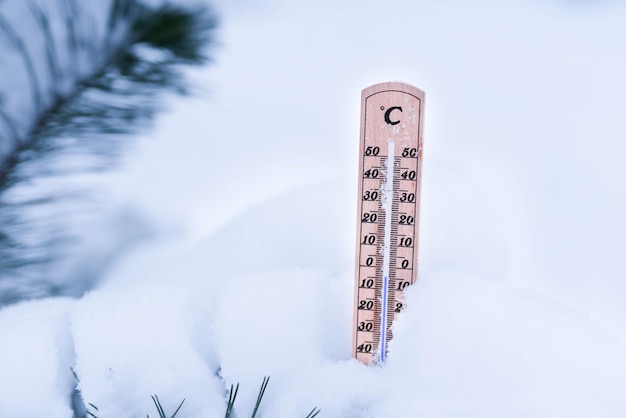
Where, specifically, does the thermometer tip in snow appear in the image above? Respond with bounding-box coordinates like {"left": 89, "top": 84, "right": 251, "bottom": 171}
{"left": 352, "top": 82, "right": 425, "bottom": 365}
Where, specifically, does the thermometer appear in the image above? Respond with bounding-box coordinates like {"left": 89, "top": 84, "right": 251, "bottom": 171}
{"left": 352, "top": 82, "right": 425, "bottom": 365}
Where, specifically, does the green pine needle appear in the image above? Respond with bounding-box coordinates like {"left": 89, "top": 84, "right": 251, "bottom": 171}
{"left": 251, "top": 376, "right": 270, "bottom": 418}
{"left": 306, "top": 407, "right": 322, "bottom": 418}
{"left": 170, "top": 398, "right": 186, "bottom": 418}
{"left": 224, "top": 383, "right": 240, "bottom": 418}
{"left": 150, "top": 395, "right": 186, "bottom": 418}
{"left": 80, "top": 378, "right": 319, "bottom": 417}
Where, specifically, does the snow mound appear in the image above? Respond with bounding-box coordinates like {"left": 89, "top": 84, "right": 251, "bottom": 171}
{"left": 0, "top": 298, "right": 75, "bottom": 418}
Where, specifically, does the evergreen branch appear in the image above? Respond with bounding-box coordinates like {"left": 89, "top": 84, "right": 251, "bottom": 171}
{"left": 0, "top": 0, "right": 218, "bottom": 305}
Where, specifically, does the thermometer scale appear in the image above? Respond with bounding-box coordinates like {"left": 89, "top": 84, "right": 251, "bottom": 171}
{"left": 352, "top": 82, "right": 425, "bottom": 365}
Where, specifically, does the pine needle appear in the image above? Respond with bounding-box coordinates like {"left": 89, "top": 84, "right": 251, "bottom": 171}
{"left": 152, "top": 395, "right": 166, "bottom": 418}
{"left": 151, "top": 395, "right": 185, "bottom": 418}
{"left": 306, "top": 407, "right": 322, "bottom": 418}
{"left": 224, "top": 383, "right": 239, "bottom": 418}
{"left": 251, "top": 376, "right": 270, "bottom": 418}
{"left": 170, "top": 398, "right": 186, "bottom": 418}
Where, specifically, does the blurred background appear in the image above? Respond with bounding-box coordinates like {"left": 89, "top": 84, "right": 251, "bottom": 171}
{"left": 1, "top": 0, "right": 624, "bottom": 335}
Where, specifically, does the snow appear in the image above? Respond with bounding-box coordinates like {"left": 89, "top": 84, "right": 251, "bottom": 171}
{"left": 0, "top": 298, "right": 75, "bottom": 418}
{"left": 72, "top": 285, "right": 225, "bottom": 417}
{"left": 1, "top": 0, "right": 626, "bottom": 417}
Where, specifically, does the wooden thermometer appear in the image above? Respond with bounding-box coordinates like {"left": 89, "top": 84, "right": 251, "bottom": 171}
{"left": 353, "top": 82, "right": 425, "bottom": 365}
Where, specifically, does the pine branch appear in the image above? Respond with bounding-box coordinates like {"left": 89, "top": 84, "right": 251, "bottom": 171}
{"left": 0, "top": 0, "right": 217, "bottom": 306}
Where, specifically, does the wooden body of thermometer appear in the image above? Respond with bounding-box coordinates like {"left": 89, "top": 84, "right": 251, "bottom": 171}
{"left": 353, "top": 82, "right": 425, "bottom": 365}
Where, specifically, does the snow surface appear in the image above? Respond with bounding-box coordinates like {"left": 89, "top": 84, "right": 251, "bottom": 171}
{"left": 1, "top": 0, "right": 626, "bottom": 417}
